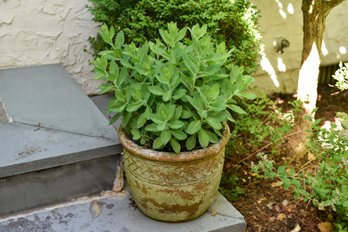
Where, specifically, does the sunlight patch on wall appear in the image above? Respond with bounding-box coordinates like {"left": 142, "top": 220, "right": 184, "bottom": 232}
{"left": 275, "top": 0, "right": 287, "bottom": 19}
{"left": 287, "top": 3, "right": 294, "bottom": 14}
{"left": 277, "top": 57, "right": 287, "bottom": 72}
{"left": 339, "top": 46, "right": 347, "bottom": 55}
{"left": 260, "top": 54, "right": 280, "bottom": 88}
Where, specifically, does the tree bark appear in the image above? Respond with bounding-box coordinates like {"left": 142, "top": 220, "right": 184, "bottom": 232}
{"left": 292, "top": 0, "right": 344, "bottom": 156}
{"left": 297, "top": 0, "right": 344, "bottom": 115}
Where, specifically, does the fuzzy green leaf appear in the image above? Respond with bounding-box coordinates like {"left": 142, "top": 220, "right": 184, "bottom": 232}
{"left": 114, "top": 30, "right": 124, "bottom": 48}
{"left": 228, "top": 104, "right": 247, "bottom": 114}
{"left": 171, "top": 129, "right": 187, "bottom": 140}
{"left": 170, "top": 138, "right": 181, "bottom": 153}
{"left": 131, "top": 128, "right": 141, "bottom": 140}
{"left": 198, "top": 128, "right": 209, "bottom": 148}
{"left": 206, "top": 117, "right": 222, "bottom": 130}
{"left": 148, "top": 85, "right": 166, "bottom": 95}
{"left": 186, "top": 135, "right": 197, "bottom": 150}
{"left": 186, "top": 120, "right": 202, "bottom": 135}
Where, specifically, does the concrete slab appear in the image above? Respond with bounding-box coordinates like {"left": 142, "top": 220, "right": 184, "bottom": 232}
{"left": 0, "top": 64, "right": 122, "bottom": 177}
{"left": 0, "top": 64, "right": 114, "bottom": 140}
{"left": 0, "top": 123, "right": 120, "bottom": 178}
{"left": 0, "top": 193, "right": 245, "bottom": 232}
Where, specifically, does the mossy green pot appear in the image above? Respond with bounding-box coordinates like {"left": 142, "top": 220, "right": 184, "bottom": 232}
{"left": 118, "top": 126, "right": 230, "bottom": 222}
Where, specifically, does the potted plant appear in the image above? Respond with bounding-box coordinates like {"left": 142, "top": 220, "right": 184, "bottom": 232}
{"left": 93, "top": 23, "right": 256, "bottom": 222}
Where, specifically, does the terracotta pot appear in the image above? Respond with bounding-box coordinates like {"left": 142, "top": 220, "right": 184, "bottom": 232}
{"left": 118, "top": 126, "right": 230, "bottom": 222}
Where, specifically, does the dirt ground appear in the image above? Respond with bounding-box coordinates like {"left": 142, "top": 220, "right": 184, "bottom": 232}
{"left": 222, "top": 86, "right": 347, "bottom": 232}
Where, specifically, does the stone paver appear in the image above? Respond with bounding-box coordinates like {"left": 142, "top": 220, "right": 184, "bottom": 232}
{"left": 0, "top": 64, "right": 114, "bottom": 139}
{"left": 0, "top": 64, "right": 121, "bottom": 178}
{"left": 0, "top": 192, "right": 245, "bottom": 232}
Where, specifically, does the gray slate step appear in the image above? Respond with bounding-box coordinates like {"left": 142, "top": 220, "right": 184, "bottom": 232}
{"left": 0, "top": 192, "right": 245, "bottom": 232}
{"left": 0, "top": 64, "right": 121, "bottom": 216}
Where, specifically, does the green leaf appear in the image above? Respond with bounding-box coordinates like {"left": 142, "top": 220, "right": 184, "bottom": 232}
{"left": 189, "top": 24, "right": 207, "bottom": 40}
{"left": 173, "top": 106, "right": 182, "bottom": 119}
{"left": 171, "top": 129, "right": 187, "bottom": 140}
{"left": 99, "top": 83, "right": 114, "bottom": 94}
{"left": 239, "top": 92, "right": 257, "bottom": 100}
{"left": 136, "top": 112, "right": 147, "bottom": 128}
{"left": 148, "top": 85, "right": 166, "bottom": 95}
{"left": 182, "top": 109, "right": 193, "bottom": 119}
{"left": 187, "top": 94, "right": 205, "bottom": 111}
{"left": 153, "top": 130, "right": 171, "bottom": 149}
{"left": 206, "top": 117, "right": 222, "bottom": 130}
{"left": 206, "top": 130, "right": 219, "bottom": 144}
{"left": 186, "top": 135, "right": 197, "bottom": 150}
{"left": 172, "top": 88, "right": 187, "bottom": 100}
{"left": 283, "top": 178, "right": 291, "bottom": 190}
{"left": 126, "top": 101, "right": 143, "bottom": 112}
{"left": 109, "top": 114, "right": 121, "bottom": 125}
{"left": 168, "top": 120, "right": 185, "bottom": 129}
{"left": 100, "top": 24, "right": 115, "bottom": 48}
{"left": 170, "top": 138, "right": 181, "bottom": 153}
{"left": 114, "top": 30, "right": 125, "bottom": 48}
{"left": 145, "top": 123, "right": 157, "bottom": 132}
{"left": 277, "top": 166, "right": 287, "bottom": 176}
{"left": 159, "top": 29, "right": 174, "bottom": 47}
{"left": 183, "top": 54, "right": 199, "bottom": 76}
{"left": 131, "top": 128, "right": 141, "bottom": 140}
{"left": 228, "top": 104, "right": 247, "bottom": 114}
{"left": 198, "top": 128, "right": 209, "bottom": 148}
{"left": 186, "top": 120, "right": 202, "bottom": 134}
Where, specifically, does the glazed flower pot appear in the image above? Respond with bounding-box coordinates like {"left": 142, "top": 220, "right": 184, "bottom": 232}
{"left": 118, "top": 126, "right": 230, "bottom": 222}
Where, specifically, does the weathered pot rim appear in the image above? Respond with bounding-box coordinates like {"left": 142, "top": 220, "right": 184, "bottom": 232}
{"left": 118, "top": 124, "right": 230, "bottom": 163}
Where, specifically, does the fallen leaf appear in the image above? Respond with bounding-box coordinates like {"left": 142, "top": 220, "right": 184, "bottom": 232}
{"left": 271, "top": 181, "right": 283, "bottom": 187}
{"left": 90, "top": 200, "right": 103, "bottom": 219}
{"left": 318, "top": 222, "right": 333, "bottom": 232}
{"left": 282, "top": 199, "right": 289, "bottom": 207}
{"left": 276, "top": 213, "right": 286, "bottom": 221}
{"left": 290, "top": 224, "right": 301, "bottom": 232}
{"left": 257, "top": 197, "right": 266, "bottom": 204}
{"left": 307, "top": 152, "right": 316, "bottom": 161}
{"left": 266, "top": 202, "right": 274, "bottom": 210}
{"left": 210, "top": 209, "right": 218, "bottom": 216}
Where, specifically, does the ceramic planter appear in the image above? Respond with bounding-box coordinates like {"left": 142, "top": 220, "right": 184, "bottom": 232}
{"left": 118, "top": 126, "right": 230, "bottom": 222}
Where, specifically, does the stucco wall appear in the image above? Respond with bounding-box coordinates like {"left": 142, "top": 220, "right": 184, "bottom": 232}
{"left": 251, "top": 0, "right": 348, "bottom": 94}
{"left": 0, "top": 0, "right": 99, "bottom": 94}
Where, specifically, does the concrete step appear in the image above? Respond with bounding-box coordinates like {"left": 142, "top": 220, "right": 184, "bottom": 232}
{"left": 0, "top": 191, "right": 245, "bottom": 232}
{"left": 0, "top": 64, "right": 121, "bottom": 216}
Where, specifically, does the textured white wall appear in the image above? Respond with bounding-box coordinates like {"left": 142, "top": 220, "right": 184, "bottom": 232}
{"left": 251, "top": 0, "right": 348, "bottom": 94}
{"left": 0, "top": 0, "right": 99, "bottom": 94}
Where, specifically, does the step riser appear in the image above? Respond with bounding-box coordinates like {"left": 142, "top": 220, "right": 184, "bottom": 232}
{"left": 0, "top": 155, "right": 119, "bottom": 217}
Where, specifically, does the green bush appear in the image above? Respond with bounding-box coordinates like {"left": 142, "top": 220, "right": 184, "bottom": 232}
{"left": 88, "top": 0, "right": 262, "bottom": 74}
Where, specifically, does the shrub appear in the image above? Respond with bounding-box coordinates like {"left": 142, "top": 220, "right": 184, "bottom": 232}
{"left": 88, "top": 0, "right": 262, "bottom": 74}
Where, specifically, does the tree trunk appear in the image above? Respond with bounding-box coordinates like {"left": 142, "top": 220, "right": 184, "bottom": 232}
{"left": 297, "top": 0, "right": 344, "bottom": 115}
{"left": 292, "top": 0, "right": 344, "bottom": 156}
